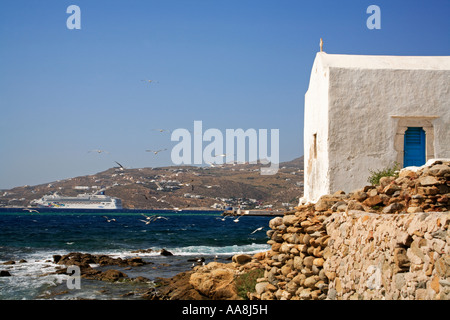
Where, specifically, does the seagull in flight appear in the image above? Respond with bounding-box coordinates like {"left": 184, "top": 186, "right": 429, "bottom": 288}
{"left": 103, "top": 216, "right": 116, "bottom": 223}
{"left": 89, "top": 149, "right": 109, "bottom": 154}
{"left": 233, "top": 216, "right": 243, "bottom": 223}
{"left": 213, "top": 153, "right": 232, "bottom": 158}
{"left": 139, "top": 219, "right": 152, "bottom": 225}
{"left": 216, "top": 216, "right": 228, "bottom": 221}
{"left": 23, "top": 208, "right": 39, "bottom": 213}
{"left": 152, "top": 129, "right": 171, "bottom": 133}
{"left": 146, "top": 149, "right": 167, "bottom": 155}
{"left": 250, "top": 227, "right": 264, "bottom": 234}
{"left": 141, "top": 80, "right": 159, "bottom": 84}
{"left": 151, "top": 195, "right": 167, "bottom": 202}
{"left": 141, "top": 214, "right": 169, "bottom": 223}
{"left": 114, "top": 161, "right": 125, "bottom": 171}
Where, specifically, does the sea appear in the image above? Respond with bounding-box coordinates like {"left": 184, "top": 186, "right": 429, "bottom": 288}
{"left": 0, "top": 209, "right": 272, "bottom": 300}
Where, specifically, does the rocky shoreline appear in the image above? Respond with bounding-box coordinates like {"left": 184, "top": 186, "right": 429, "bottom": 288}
{"left": 2, "top": 160, "right": 448, "bottom": 300}
{"left": 152, "top": 160, "right": 450, "bottom": 300}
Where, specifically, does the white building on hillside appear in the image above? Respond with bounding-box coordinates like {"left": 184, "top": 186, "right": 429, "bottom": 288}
{"left": 303, "top": 52, "right": 450, "bottom": 202}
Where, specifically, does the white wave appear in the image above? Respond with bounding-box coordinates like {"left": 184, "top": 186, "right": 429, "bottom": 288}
{"left": 106, "top": 243, "right": 270, "bottom": 258}
{"left": 0, "top": 257, "right": 68, "bottom": 299}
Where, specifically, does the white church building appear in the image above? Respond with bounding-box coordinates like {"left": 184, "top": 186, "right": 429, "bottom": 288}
{"left": 303, "top": 52, "right": 450, "bottom": 202}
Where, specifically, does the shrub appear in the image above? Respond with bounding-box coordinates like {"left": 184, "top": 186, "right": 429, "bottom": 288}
{"left": 234, "top": 268, "right": 264, "bottom": 300}
{"left": 367, "top": 162, "right": 400, "bottom": 186}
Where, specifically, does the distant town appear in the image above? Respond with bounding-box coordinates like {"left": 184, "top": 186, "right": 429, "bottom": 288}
{"left": 0, "top": 157, "right": 304, "bottom": 211}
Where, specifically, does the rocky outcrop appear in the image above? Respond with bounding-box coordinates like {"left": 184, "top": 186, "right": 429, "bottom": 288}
{"left": 189, "top": 262, "right": 240, "bottom": 300}
{"left": 152, "top": 255, "right": 267, "bottom": 300}
{"left": 53, "top": 252, "right": 150, "bottom": 282}
{"left": 147, "top": 160, "right": 450, "bottom": 300}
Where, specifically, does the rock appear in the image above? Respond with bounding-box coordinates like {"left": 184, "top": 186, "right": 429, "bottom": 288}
{"left": 363, "top": 195, "right": 383, "bottom": 207}
{"left": 0, "top": 270, "right": 12, "bottom": 277}
{"left": 418, "top": 176, "right": 439, "bottom": 186}
{"left": 313, "top": 258, "right": 325, "bottom": 267}
{"left": 331, "top": 201, "right": 347, "bottom": 212}
{"left": 315, "top": 195, "right": 345, "bottom": 211}
{"left": 303, "top": 276, "right": 319, "bottom": 289}
{"left": 379, "top": 176, "right": 396, "bottom": 188}
{"left": 435, "top": 256, "right": 450, "bottom": 277}
{"left": 101, "top": 269, "right": 127, "bottom": 281}
{"left": 53, "top": 255, "right": 62, "bottom": 264}
{"left": 283, "top": 215, "right": 299, "bottom": 226}
{"left": 425, "top": 164, "right": 450, "bottom": 177}
{"left": 126, "top": 257, "right": 146, "bottom": 266}
{"left": 352, "top": 191, "right": 367, "bottom": 202}
{"left": 160, "top": 249, "right": 173, "bottom": 256}
{"left": 232, "top": 254, "right": 252, "bottom": 265}
{"left": 407, "top": 206, "right": 423, "bottom": 213}
{"left": 189, "top": 264, "right": 239, "bottom": 300}
{"left": 431, "top": 276, "right": 440, "bottom": 293}
{"left": 383, "top": 184, "right": 401, "bottom": 195}
{"left": 347, "top": 200, "right": 364, "bottom": 211}
{"left": 269, "top": 217, "right": 283, "bottom": 229}
{"left": 253, "top": 252, "right": 266, "bottom": 261}
{"left": 3, "top": 260, "right": 15, "bottom": 265}
{"left": 303, "top": 256, "right": 314, "bottom": 268}
{"left": 382, "top": 202, "right": 404, "bottom": 213}
{"left": 298, "top": 288, "right": 312, "bottom": 300}
{"left": 367, "top": 188, "right": 378, "bottom": 197}
{"left": 399, "top": 169, "right": 416, "bottom": 178}
{"left": 255, "top": 282, "right": 269, "bottom": 295}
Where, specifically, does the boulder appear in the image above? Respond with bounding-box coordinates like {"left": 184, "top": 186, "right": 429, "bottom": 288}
{"left": 363, "top": 195, "right": 383, "bottom": 207}
{"left": 418, "top": 176, "right": 439, "bottom": 186}
{"left": 232, "top": 254, "right": 252, "bottom": 265}
{"left": 53, "top": 255, "right": 62, "bottom": 264}
{"left": 160, "top": 249, "right": 173, "bottom": 256}
{"left": 255, "top": 282, "right": 269, "bottom": 295}
{"left": 283, "top": 215, "right": 299, "bottom": 226}
{"left": 382, "top": 202, "right": 404, "bottom": 213}
{"left": 269, "top": 217, "right": 283, "bottom": 229}
{"left": 189, "top": 264, "right": 239, "bottom": 300}
{"left": 100, "top": 269, "right": 127, "bottom": 282}
{"left": 0, "top": 270, "right": 12, "bottom": 277}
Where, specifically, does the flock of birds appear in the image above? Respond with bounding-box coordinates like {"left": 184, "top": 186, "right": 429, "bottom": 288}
{"left": 100, "top": 213, "right": 264, "bottom": 234}
{"left": 88, "top": 126, "right": 235, "bottom": 171}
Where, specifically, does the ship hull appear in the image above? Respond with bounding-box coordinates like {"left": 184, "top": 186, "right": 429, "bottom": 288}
{"left": 33, "top": 194, "right": 122, "bottom": 210}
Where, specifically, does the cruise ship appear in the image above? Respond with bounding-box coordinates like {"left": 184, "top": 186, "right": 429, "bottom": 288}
{"left": 32, "top": 190, "right": 122, "bottom": 209}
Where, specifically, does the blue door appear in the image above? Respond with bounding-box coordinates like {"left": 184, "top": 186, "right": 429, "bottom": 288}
{"left": 404, "top": 127, "right": 426, "bottom": 167}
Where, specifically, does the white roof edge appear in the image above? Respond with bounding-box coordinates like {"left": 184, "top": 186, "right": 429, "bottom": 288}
{"left": 316, "top": 52, "right": 450, "bottom": 70}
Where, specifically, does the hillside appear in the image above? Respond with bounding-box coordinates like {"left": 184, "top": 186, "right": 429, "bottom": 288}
{"left": 0, "top": 157, "right": 304, "bottom": 210}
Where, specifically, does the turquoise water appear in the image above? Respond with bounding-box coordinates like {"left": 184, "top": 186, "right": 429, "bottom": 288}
{"left": 0, "top": 211, "right": 271, "bottom": 299}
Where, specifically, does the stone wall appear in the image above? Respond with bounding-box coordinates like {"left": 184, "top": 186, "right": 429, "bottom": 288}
{"left": 254, "top": 160, "right": 450, "bottom": 300}
{"left": 253, "top": 209, "right": 331, "bottom": 300}
{"left": 324, "top": 211, "right": 449, "bottom": 300}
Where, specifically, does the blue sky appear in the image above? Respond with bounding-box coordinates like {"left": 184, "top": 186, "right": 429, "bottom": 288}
{"left": 0, "top": 0, "right": 449, "bottom": 189}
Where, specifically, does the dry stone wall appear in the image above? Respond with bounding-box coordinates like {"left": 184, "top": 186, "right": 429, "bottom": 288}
{"left": 254, "top": 160, "right": 450, "bottom": 300}
{"left": 253, "top": 209, "right": 331, "bottom": 300}
{"left": 324, "top": 211, "right": 449, "bottom": 300}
